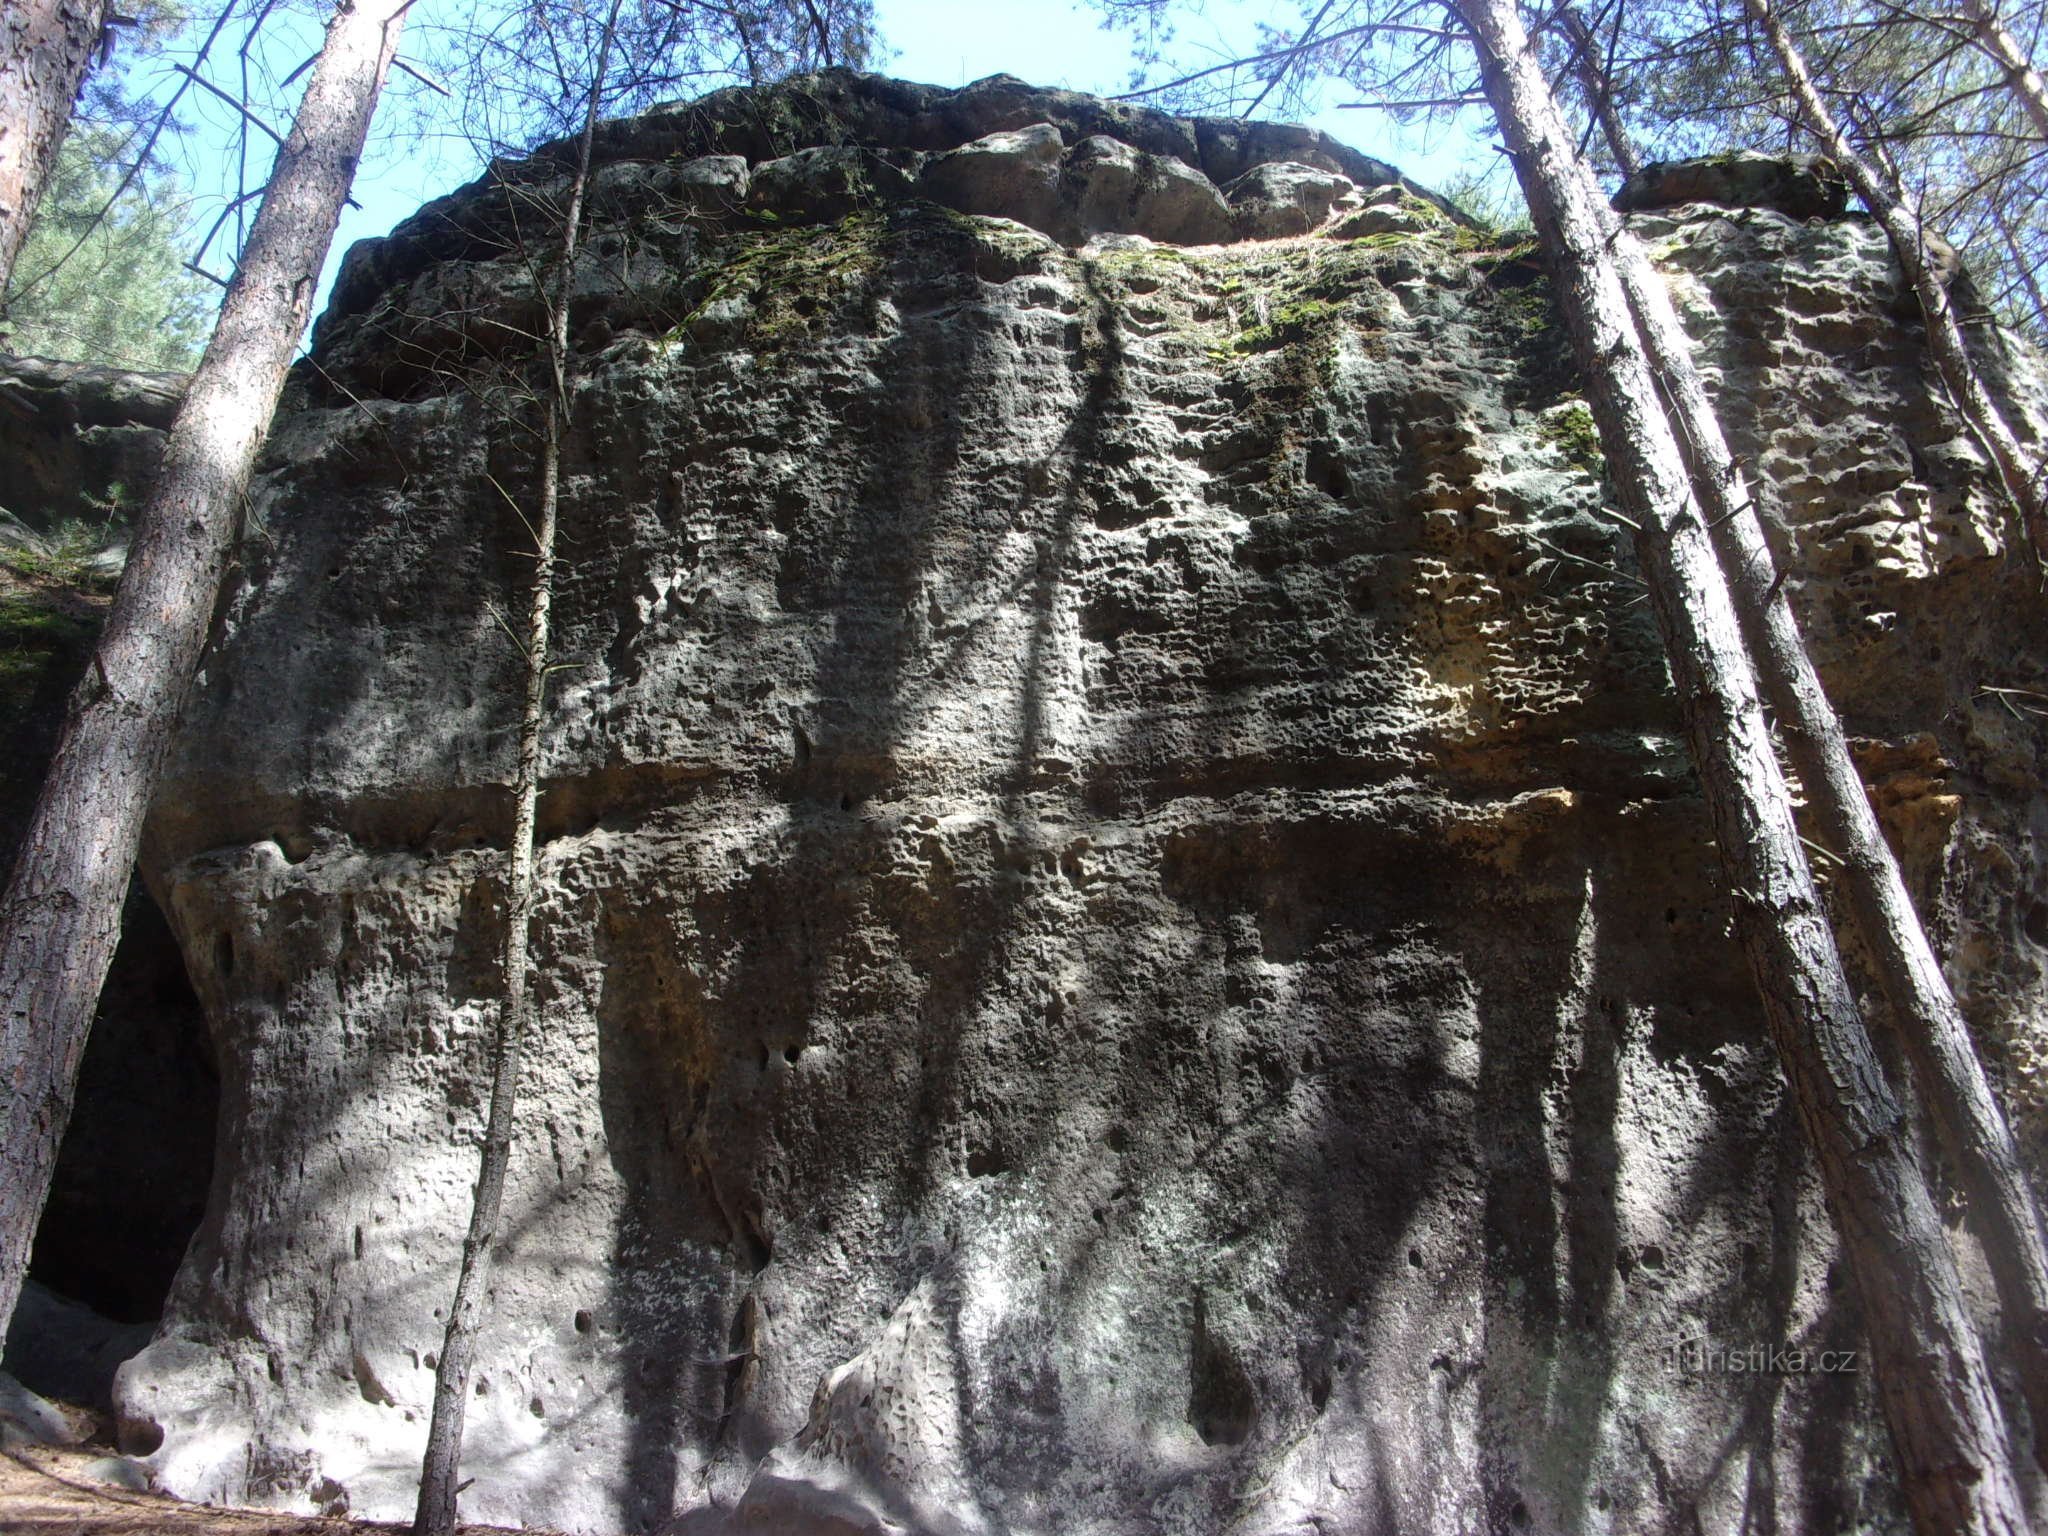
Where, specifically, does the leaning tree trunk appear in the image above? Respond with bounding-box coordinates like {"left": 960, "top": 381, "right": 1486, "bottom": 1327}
{"left": 412, "top": 5, "right": 621, "bottom": 1530}
{"left": 0, "top": 0, "right": 406, "bottom": 1343}
{"left": 1742, "top": 0, "right": 2048, "bottom": 572}
{"left": 1452, "top": 0, "right": 2030, "bottom": 1528}
{"left": 1960, "top": 0, "right": 2048, "bottom": 144}
{"left": 1560, "top": 4, "right": 1639, "bottom": 178}
{"left": 1595, "top": 180, "right": 2048, "bottom": 1469}
{"left": 0, "top": 0, "right": 107, "bottom": 299}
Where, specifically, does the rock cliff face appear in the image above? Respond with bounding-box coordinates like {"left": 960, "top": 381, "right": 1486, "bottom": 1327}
{"left": 109, "top": 72, "right": 2048, "bottom": 1535}
{"left": 0, "top": 354, "right": 184, "bottom": 531}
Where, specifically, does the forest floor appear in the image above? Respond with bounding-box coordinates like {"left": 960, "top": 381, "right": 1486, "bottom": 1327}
{"left": 0, "top": 1443, "right": 560, "bottom": 1536}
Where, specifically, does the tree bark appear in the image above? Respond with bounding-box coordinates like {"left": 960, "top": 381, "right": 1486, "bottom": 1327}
{"left": 0, "top": 0, "right": 107, "bottom": 299}
{"left": 1598, "top": 174, "right": 2048, "bottom": 1472}
{"left": 0, "top": 0, "right": 405, "bottom": 1343}
{"left": 1742, "top": 0, "right": 2048, "bottom": 573}
{"left": 1960, "top": 0, "right": 2048, "bottom": 145}
{"left": 1560, "top": 4, "right": 1640, "bottom": 179}
{"left": 412, "top": 6, "right": 620, "bottom": 1530}
{"left": 1452, "top": 0, "right": 2030, "bottom": 1528}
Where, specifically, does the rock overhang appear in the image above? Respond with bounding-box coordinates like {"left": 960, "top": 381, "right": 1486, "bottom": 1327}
{"left": 313, "top": 68, "right": 1471, "bottom": 352}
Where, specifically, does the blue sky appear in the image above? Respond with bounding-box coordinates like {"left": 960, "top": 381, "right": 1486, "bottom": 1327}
{"left": 132, "top": 0, "right": 1501, "bottom": 331}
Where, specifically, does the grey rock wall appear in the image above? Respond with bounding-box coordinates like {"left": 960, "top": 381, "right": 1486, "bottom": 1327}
{"left": 110, "top": 73, "right": 2048, "bottom": 1536}
{"left": 0, "top": 353, "right": 184, "bottom": 531}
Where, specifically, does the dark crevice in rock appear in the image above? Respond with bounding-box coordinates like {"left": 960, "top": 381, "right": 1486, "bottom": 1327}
{"left": 26, "top": 881, "right": 217, "bottom": 1325}
{"left": 1188, "top": 1290, "right": 1256, "bottom": 1447}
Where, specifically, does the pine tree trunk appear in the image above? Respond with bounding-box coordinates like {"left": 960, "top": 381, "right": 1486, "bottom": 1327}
{"left": 1561, "top": 5, "right": 1639, "bottom": 179}
{"left": 1452, "top": 0, "right": 2031, "bottom": 1528}
{"left": 1599, "top": 183, "right": 2048, "bottom": 1471}
{"left": 1742, "top": 0, "right": 2048, "bottom": 572}
{"left": 1960, "top": 0, "right": 2048, "bottom": 144}
{"left": 0, "top": 0, "right": 107, "bottom": 298}
{"left": 0, "top": 0, "right": 405, "bottom": 1344}
{"left": 412, "top": 8, "right": 620, "bottom": 1529}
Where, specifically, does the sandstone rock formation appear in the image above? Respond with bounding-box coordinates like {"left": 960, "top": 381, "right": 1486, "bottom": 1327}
{"left": 1610, "top": 151, "right": 1849, "bottom": 221}
{"left": 0, "top": 353, "right": 184, "bottom": 531}
{"left": 80, "top": 72, "right": 2048, "bottom": 1534}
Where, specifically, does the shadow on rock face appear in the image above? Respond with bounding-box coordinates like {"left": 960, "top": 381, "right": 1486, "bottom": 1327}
{"left": 3, "top": 1281, "right": 155, "bottom": 1414}
{"left": 97, "top": 63, "right": 2031, "bottom": 1536}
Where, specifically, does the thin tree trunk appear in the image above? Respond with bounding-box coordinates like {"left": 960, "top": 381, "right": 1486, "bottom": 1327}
{"left": 409, "top": 400, "right": 560, "bottom": 1536}
{"left": 1960, "top": 0, "right": 2048, "bottom": 144}
{"left": 1599, "top": 176, "right": 2048, "bottom": 1472}
{"left": 1741, "top": 0, "right": 2048, "bottom": 572}
{"left": 0, "top": 0, "right": 107, "bottom": 298}
{"left": 1453, "top": 0, "right": 2030, "bottom": 1528}
{"left": 1561, "top": 4, "right": 1640, "bottom": 178}
{"left": 0, "top": 0, "right": 405, "bottom": 1344}
{"left": 412, "top": 6, "right": 620, "bottom": 1530}
{"left": 1993, "top": 204, "right": 2048, "bottom": 341}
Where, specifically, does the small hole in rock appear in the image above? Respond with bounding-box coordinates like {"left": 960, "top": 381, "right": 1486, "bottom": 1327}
{"left": 839, "top": 793, "right": 853, "bottom": 812}
{"left": 2024, "top": 899, "right": 2048, "bottom": 948}
{"left": 784, "top": 1045, "right": 803, "bottom": 1065}
{"left": 574, "top": 1309, "right": 593, "bottom": 1334}
{"left": 118, "top": 1415, "right": 165, "bottom": 1457}
{"left": 1638, "top": 1243, "right": 1665, "bottom": 1270}
{"left": 1408, "top": 1248, "right": 1422, "bottom": 1268}
{"left": 1509, "top": 1499, "right": 1530, "bottom": 1528}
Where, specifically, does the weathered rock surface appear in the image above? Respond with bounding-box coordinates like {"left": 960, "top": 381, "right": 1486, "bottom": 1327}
{"left": 4, "top": 1280, "right": 155, "bottom": 1412}
{"left": 0, "top": 1371, "right": 85, "bottom": 1448}
{"left": 1224, "top": 162, "right": 1358, "bottom": 239}
{"left": 1612, "top": 151, "right": 1850, "bottom": 221}
{"left": 99, "top": 70, "right": 2048, "bottom": 1536}
{"left": 312, "top": 71, "right": 1458, "bottom": 368}
{"left": 0, "top": 353, "right": 185, "bottom": 530}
